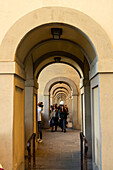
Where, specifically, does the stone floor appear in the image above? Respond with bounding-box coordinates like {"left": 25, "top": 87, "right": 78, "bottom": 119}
{"left": 25, "top": 123, "right": 92, "bottom": 170}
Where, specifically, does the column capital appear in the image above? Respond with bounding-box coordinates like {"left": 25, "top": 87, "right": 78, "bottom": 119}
{"left": 25, "top": 79, "right": 38, "bottom": 89}
{"left": 0, "top": 61, "right": 25, "bottom": 80}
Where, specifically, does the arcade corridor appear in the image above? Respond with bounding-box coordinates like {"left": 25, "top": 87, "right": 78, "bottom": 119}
{"left": 25, "top": 124, "right": 92, "bottom": 170}
{"left": 0, "top": 3, "right": 113, "bottom": 170}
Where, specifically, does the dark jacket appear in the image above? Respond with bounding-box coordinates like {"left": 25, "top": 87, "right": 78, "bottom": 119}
{"left": 60, "top": 108, "right": 67, "bottom": 119}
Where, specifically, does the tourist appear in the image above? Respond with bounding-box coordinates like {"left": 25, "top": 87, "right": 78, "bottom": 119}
{"left": 37, "top": 102, "right": 43, "bottom": 143}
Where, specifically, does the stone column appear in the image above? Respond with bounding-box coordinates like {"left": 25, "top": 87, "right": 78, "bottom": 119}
{"left": 52, "top": 95, "right": 55, "bottom": 104}
{"left": 84, "top": 79, "right": 92, "bottom": 158}
{"left": 50, "top": 96, "right": 52, "bottom": 105}
{"left": 33, "top": 87, "right": 37, "bottom": 134}
{"left": 0, "top": 62, "right": 25, "bottom": 170}
{"left": 72, "top": 94, "right": 78, "bottom": 129}
{"left": 66, "top": 96, "right": 69, "bottom": 107}
{"left": 77, "top": 94, "right": 81, "bottom": 129}
{"left": 25, "top": 79, "right": 36, "bottom": 154}
{"left": 98, "top": 73, "right": 113, "bottom": 170}
{"left": 43, "top": 95, "right": 50, "bottom": 128}
{"left": 69, "top": 96, "right": 72, "bottom": 121}
{"left": 0, "top": 75, "right": 14, "bottom": 170}
{"left": 90, "top": 73, "right": 113, "bottom": 170}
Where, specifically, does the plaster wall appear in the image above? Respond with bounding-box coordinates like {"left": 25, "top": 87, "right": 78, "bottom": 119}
{"left": 69, "top": 97, "right": 72, "bottom": 122}
{"left": 0, "top": 0, "right": 113, "bottom": 46}
{"left": 14, "top": 85, "right": 24, "bottom": 170}
{"left": 25, "top": 87, "right": 34, "bottom": 150}
{"left": 91, "top": 74, "right": 101, "bottom": 170}
{"left": 99, "top": 74, "right": 113, "bottom": 170}
{"left": 0, "top": 6, "right": 112, "bottom": 77}
{"left": 82, "top": 94, "right": 85, "bottom": 135}
{"left": 43, "top": 95, "right": 49, "bottom": 128}
{"left": 90, "top": 73, "right": 113, "bottom": 170}
{"left": 0, "top": 75, "right": 14, "bottom": 170}
{"left": 77, "top": 93, "right": 81, "bottom": 129}
{"left": 93, "top": 86, "right": 100, "bottom": 170}
{"left": 14, "top": 76, "right": 25, "bottom": 170}
{"left": 72, "top": 95, "right": 78, "bottom": 129}
{"left": 81, "top": 88, "right": 85, "bottom": 134}
{"left": 0, "top": 73, "right": 25, "bottom": 170}
{"left": 34, "top": 94, "right": 37, "bottom": 133}
{"left": 0, "top": 2, "right": 112, "bottom": 170}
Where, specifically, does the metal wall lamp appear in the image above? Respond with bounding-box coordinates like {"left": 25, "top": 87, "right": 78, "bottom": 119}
{"left": 54, "top": 57, "right": 61, "bottom": 63}
{"left": 51, "top": 28, "right": 62, "bottom": 40}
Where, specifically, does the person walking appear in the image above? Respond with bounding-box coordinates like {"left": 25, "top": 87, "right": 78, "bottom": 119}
{"left": 60, "top": 105, "right": 67, "bottom": 133}
{"left": 50, "top": 104, "right": 58, "bottom": 132}
{"left": 37, "top": 102, "right": 43, "bottom": 143}
{"left": 54, "top": 104, "right": 58, "bottom": 131}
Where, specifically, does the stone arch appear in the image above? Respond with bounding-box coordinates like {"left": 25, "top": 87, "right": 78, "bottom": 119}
{"left": 34, "top": 53, "right": 83, "bottom": 79}
{"left": 50, "top": 83, "right": 71, "bottom": 96}
{"left": 54, "top": 90, "right": 68, "bottom": 106}
{"left": 50, "top": 82, "right": 72, "bottom": 121}
{"left": 0, "top": 7, "right": 113, "bottom": 78}
{"left": 54, "top": 89, "right": 68, "bottom": 96}
{"left": 55, "top": 92, "right": 67, "bottom": 105}
{"left": 44, "top": 77, "right": 78, "bottom": 96}
{"left": 0, "top": 6, "right": 112, "bottom": 170}
{"left": 34, "top": 51, "right": 84, "bottom": 79}
{"left": 43, "top": 76, "right": 79, "bottom": 130}
{"left": 53, "top": 87, "right": 69, "bottom": 95}
{"left": 54, "top": 90, "right": 68, "bottom": 98}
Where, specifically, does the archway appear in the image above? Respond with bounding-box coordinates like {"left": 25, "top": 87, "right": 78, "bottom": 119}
{"left": 43, "top": 76, "right": 79, "bottom": 129}
{"left": 50, "top": 83, "right": 73, "bottom": 122}
{"left": 0, "top": 6, "right": 113, "bottom": 170}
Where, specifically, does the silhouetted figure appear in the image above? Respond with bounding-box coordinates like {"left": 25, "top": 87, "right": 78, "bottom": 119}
{"left": 37, "top": 102, "right": 43, "bottom": 143}
{"left": 50, "top": 104, "right": 58, "bottom": 132}
{"left": 60, "top": 105, "right": 67, "bottom": 132}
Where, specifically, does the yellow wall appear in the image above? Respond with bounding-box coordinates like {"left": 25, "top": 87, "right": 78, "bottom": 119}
{"left": 13, "top": 75, "right": 25, "bottom": 170}
{"left": 0, "top": 0, "right": 113, "bottom": 46}
{"left": 93, "top": 87, "right": 100, "bottom": 170}
{"left": 34, "top": 94, "right": 37, "bottom": 133}
{"left": 0, "top": 1, "right": 113, "bottom": 170}
{"left": 13, "top": 87, "right": 24, "bottom": 170}
{"left": 99, "top": 74, "right": 113, "bottom": 170}
{"left": 0, "top": 75, "right": 14, "bottom": 170}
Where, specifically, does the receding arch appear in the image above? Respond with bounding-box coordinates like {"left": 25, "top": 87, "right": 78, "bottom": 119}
{"left": 54, "top": 90, "right": 68, "bottom": 97}
{"left": 50, "top": 83, "right": 72, "bottom": 96}
{"left": 43, "top": 76, "right": 80, "bottom": 132}
{"left": 44, "top": 77, "right": 78, "bottom": 96}
{"left": 55, "top": 93, "right": 67, "bottom": 101}
{"left": 34, "top": 51, "right": 83, "bottom": 78}
{"left": 55, "top": 92, "right": 67, "bottom": 98}
{"left": 52, "top": 87, "right": 69, "bottom": 95}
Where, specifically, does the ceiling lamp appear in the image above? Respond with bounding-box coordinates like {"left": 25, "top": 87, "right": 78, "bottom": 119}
{"left": 51, "top": 28, "right": 62, "bottom": 40}
{"left": 54, "top": 57, "right": 61, "bottom": 63}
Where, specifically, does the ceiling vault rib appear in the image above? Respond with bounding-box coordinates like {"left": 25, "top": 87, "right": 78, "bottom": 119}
{"left": 23, "top": 38, "right": 91, "bottom": 65}
{"left": 52, "top": 86, "right": 69, "bottom": 95}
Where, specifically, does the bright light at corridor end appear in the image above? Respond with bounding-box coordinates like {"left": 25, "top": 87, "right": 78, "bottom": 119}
{"left": 59, "top": 101, "right": 64, "bottom": 105}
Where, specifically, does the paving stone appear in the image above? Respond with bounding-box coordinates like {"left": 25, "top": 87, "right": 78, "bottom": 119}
{"left": 25, "top": 125, "right": 92, "bottom": 170}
